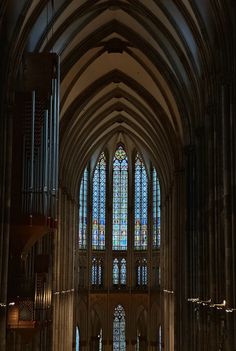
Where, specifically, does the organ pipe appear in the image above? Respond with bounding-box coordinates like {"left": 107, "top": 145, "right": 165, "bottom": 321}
{"left": 30, "top": 90, "right": 35, "bottom": 214}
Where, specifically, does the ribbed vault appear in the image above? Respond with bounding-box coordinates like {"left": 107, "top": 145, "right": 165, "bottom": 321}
{"left": 2, "top": 0, "right": 233, "bottom": 197}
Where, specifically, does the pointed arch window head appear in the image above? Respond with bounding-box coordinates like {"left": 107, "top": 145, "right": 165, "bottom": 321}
{"left": 92, "top": 152, "right": 106, "bottom": 250}
{"left": 153, "top": 168, "right": 161, "bottom": 248}
{"left": 113, "top": 145, "right": 128, "bottom": 250}
{"left": 79, "top": 167, "right": 88, "bottom": 249}
{"left": 113, "top": 305, "right": 126, "bottom": 351}
{"left": 134, "top": 153, "right": 148, "bottom": 250}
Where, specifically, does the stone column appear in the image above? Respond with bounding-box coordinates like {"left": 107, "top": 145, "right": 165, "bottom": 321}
{"left": 0, "top": 106, "right": 12, "bottom": 351}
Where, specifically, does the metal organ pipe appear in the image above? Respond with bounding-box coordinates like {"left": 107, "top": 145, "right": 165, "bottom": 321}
{"left": 30, "top": 90, "right": 36, "bottom": 214}
{"left": 44, "top": 110, "right": 49, "bottom": 216}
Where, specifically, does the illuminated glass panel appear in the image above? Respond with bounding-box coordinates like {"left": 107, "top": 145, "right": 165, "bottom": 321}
{"left": 136, "top": 332, "right": 140, "bottom": 351}
{"left": 137, "top": 259, "right": 148, "bottom": 286}
{"left": 92, "top": 258, "right": 97, "bottom": 285}
{"left": 158, "top": 325, "right": 162, "bottom": 351}
{"left": 92, "top": 153, "right": 106, "bottom": 250}
{"left": 113, "top": 259, "right": 119, "bottom": 285}
{"left": 113, "top": 305, "right": 126, "bottom": 351}
{"left": 153, "top": 168, "right": 161, "bottom": 248}
{"left": 99, "top": 329, "right": 103, "bottom": 351}
{"left": 91, "top": 258, "right": 103, "bottom": 286}
{"left": 120, "top": 259, "right": 126, "bottom": 285}
{"left": 137, "top": 263, "right": 141, "bottom": 286}
{"left": 134, "top": 154, "right": 148, "bottom": 250}
{"left": 76, "top": 326, "right": 79, "bottom": 351}
{"left": 98, "top": 259, "right": 102, "bottom": 285}
{"left": 112, "top": 146, "right": 128, "bottom": 250}
{"left": 142, "top": 259, "right": 147, "bottom": 285}
{"left": 79, "top": 167, "right": 88, "bottom": 249}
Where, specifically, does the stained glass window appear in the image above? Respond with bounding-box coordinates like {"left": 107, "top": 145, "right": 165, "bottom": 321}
{"left": 142, "top": 259, "right": 147, "bottom": 285}
{"left": 112, "top": 146, "right": 128, "bottom": 250}
{"left": 113, "top": 305, "right": 126, "bottom": 351}
{"left": 136, "top": 259, "right": 148, "bottom": 286}
{"left": 120, "top": 259, "right": 126, "bottom": 285}
{"left": 113, "top": 259, "right": 119, "bottom": 285}
{"left": 98, "top": 259, "right": 102, "bottom": 285}
{"left": 92, "top": 152, "right": 106, "bottom": 250}
{"left": 113, "top": 258, "right": 126, "bottom": 286}
{"left": 79, "top": 167, "right": 88, "bottom": 249}
{"left": 92, "top": 258, "right": 97, "bottom": 285}
{"left": 76, "top": 326, "right": 79, "bottom": 351}
{"left": 153, "top": 168, "right": 161, "bottom": 248}
{"left": 91, "top": 258, "right": 103, "bottom": 286}
{"left": 137, "top": 263, "right": 141, "bottom": 286}
{"left": 134, "top": 153, "right": 148, "bottom": 250}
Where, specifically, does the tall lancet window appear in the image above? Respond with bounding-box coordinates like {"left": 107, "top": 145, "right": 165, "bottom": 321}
{"left": 153, "top": 168, "right": 161, "bottom": 248}
{"left": 112, "top": 146, "right": 128, "bottom": 250}
{"left": 76, "top": 326, "right": 80, "bottom": 351}
{"left": 92, "top": 152, "right": 106, "bottom": 250}
{"left": 79, "top": 167, "right": 88, "bottom": 249}
{"left": 134, "top": 153, "right": 148, "bottom": 250}
{"left": 113, "top": 305, "right": 126, "bottom": 351}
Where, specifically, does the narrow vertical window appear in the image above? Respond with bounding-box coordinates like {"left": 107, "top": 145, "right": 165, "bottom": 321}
{"left": 137, "top": 261, "right": 141, "bottom": 286}
{"left": 158, "top": 325, "right": 162, "bottom": 351}
{"left": 99, "top": 328, "right": 103, "bottom": 351}
{"left": 120, "top": 258, "right": 126, "bottom": 285}
{"left": 136, "top": 331, "right": 140, "bottom": 351}
{"left": 92, "top": 152, "right": 106, "bottom": 250}
{"left": 113, "top": 146, "right": 128, "bottom": 250}
{"left": 134, "top": 153, "right": 148, "bottom": 250}
{"left": 142, "top": 259, "right": 148, "bottom": 285}
{"left": 153, "top": 168, "right": 161, "bottom": 248}
{"left": 76, "top": 326, "right": 80, "bottom": 351}
{"left": 98, "top": 259, "right": 103, "bottom": 285}
{"left": 91, "top": 258, "right": 103, "bottom": 286}
{"left": 113, "top": 305, "right": 126, "bottom": 351}
{"left": 92, "top": 258, "right": 97, "bottom": 285}
{"left": 79, "top": 167, "right": 88, "bottom": 249}
{"left": 136, "top": 259, "right": 148, "bottom": 286}
{"left": 113, "top": 258, "right": 119, "bottom": 285}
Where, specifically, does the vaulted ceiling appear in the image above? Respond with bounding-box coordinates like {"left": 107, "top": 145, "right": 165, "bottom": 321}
{"left": 2, "top": 0, "right": 232, "bottom": 195}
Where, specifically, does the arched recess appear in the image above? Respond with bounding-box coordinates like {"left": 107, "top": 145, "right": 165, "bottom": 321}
{"left": 136, "top": 307, "right": 147, "bottom": 351}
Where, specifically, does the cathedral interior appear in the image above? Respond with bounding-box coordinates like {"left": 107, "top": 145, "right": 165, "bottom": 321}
{"left": 0, "top": 1, "right": 235, "bottom": 350}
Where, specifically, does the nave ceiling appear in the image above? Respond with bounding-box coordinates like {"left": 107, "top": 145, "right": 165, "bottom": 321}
{"left": 1, "top": 0, "right": 233, "bottom": 195}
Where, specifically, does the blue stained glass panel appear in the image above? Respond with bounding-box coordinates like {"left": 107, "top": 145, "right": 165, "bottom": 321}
{"left": 79, "top": 168, "right": 88, "bottom": 249}
{"left": 76, "top": 326, "right": 79, "bottom": 351}
{"left": 92, "top": 258, "right": 97, "bottom": 285}
{"left": 113, "top": 258, "right": 119, "bottom": 285}
{"left": 134, "top": 154, "right": 148, "bottom": 250}
{"left": 113, "top": 305, "right": 126, "bottom": 351}
{"left": 120, "top": 259, "right": 126, "bottom": 285}
{"left": 112, "top": 146, "right": 128, "bottom": 250}
{"left": 92, "top": 153, "right": 106, "bottom": 250}
{"left": 153, "top": 168, "right": 161, "bottom": 248}
{"left": 142, "top": 259, "right": 148, "bottom": 285}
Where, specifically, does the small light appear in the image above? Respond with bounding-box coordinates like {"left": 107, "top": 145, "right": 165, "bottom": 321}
{"left": 9, "top": 302, "right": 15, "bottom": 306}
